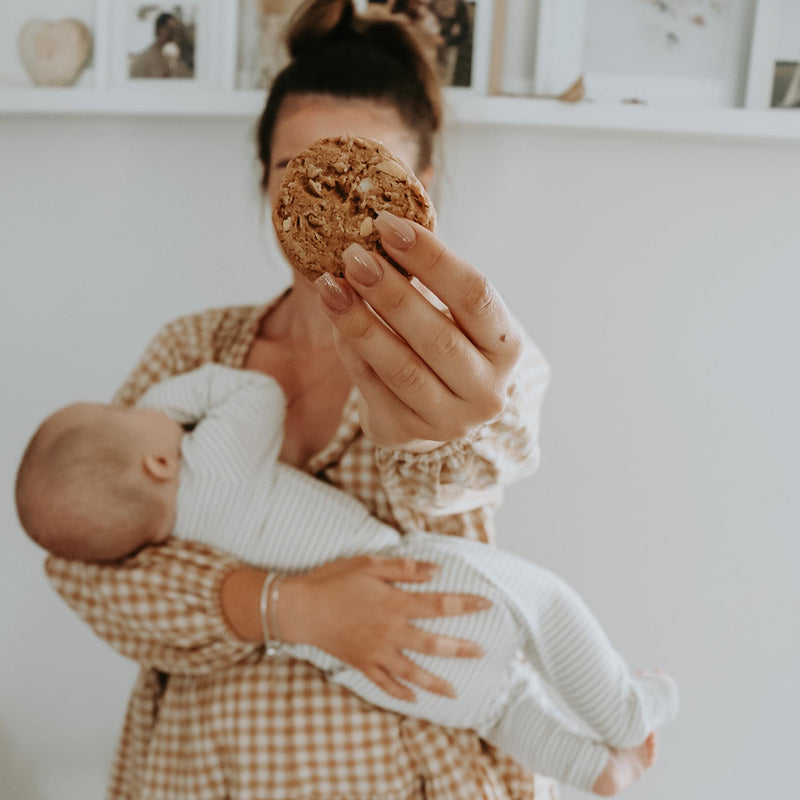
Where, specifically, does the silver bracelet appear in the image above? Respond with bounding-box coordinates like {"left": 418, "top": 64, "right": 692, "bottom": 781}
{"left": 259, "top": 572, "right": 285, "bottom": 658}
{"left": 269, "top": 574, "right": 285, "bottom": 644}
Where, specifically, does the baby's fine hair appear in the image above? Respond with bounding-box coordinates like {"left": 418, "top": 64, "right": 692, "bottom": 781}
{"left": 15, "top": 407, "right": 153, "bottom": 562}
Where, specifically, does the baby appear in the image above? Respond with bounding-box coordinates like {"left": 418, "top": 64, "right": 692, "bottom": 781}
{"left": 16, "top": 364, "right": 678, "bottom": 795}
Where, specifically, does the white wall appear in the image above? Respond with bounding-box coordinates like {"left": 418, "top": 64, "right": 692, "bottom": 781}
{"left": 1, "top": 112, "right": 798, "bottom": 800}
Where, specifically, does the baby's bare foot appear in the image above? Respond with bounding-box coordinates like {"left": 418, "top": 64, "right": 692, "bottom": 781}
{"left": 592, "top": 732, "right": 657, "bottom": 796}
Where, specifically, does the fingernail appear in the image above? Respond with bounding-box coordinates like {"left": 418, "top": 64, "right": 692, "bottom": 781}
{"left": 343, "top": 243, "right": 382, "bottom": 286}
{"left": 314, "top": 273, "right": 352, "bottom": 313}
{"left": 473, "top": 598, "right": 493, "bottom": 611}
{"left": 440, "top": 683, "right": 457, "bottom": 698}
{"left": 462, "top": 644, "right": 484, "bottom": 658}
{"left": 375, "top": 211, "right": 416, "bottom": 250}
{"left": 419, "top": 561, "right": 440, "bottom": 574}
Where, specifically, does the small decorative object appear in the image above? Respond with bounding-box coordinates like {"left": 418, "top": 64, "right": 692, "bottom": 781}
{"left": 556, "top": 75, "right": 586, "bottom": 103}
{"left": 17, "top": 18, "right": 93, "bottom": 87}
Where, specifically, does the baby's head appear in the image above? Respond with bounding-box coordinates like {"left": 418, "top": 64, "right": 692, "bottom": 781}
{"left": 15, "top": 403, "right": 182, "bottom": 562}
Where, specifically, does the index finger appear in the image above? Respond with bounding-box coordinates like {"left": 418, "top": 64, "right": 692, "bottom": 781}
{"left": 374, "top": 211, "right": 523, "bottom": 362}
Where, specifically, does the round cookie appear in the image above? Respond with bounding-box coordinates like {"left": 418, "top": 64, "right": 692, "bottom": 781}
{"left": 272, "top": 134, "right": 436, "bottom": 281}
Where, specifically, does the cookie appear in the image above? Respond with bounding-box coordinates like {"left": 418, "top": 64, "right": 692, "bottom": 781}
{"left": 272, "top": 134, "right": 436, "bottom": 281}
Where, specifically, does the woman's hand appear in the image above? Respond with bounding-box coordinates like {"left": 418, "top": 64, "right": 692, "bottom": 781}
{"left": 279, "top": 555, "right": 490, "bottom": 701}
{"left": 313, "top": 211, "right": 524, "bottom": 451}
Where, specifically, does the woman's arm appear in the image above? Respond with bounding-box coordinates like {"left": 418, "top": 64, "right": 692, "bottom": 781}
{"left": 373, "top": 333, "right": 550, "bottom": 522}
{"left": 45, "top": 540, "right": 259, "bottom": 675}
{"left": 317, "top": 213, "right": 544, "bottom": 450}
{"left": 315, "top": 213, "right": 550, "bottom": 519}
{"left": 47, "top": 539, "right": 487, "bottom": 686}
{"left": 223, "top": 555, "right": 489, "bottom": 700}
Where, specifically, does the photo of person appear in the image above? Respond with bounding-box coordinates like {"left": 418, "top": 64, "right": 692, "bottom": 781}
{"left": 128, "top": 4, "right": 197, "bottom": 79}
{"left": 771, "top": 0, "right": 800, "bottom": 107}
{"left": 367, "top": 0, "right": 476, "bottom": 87}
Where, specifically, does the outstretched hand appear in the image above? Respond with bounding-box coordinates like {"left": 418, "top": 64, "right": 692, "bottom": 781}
{"left": 280, "top": 555, "right": 490, "bottom": 701}
{"left": 313, "top": 211, "right": 524, "bottom": 451}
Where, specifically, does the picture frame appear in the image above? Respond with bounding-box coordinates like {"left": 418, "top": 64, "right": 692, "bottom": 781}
{"left": 109, "top": 0, "right": 219, "bottom": 87}
{"left": 364, "top": 0, "right": 495, "bottom": 93}
{"left": 492, "top": 0, "right": 539, "bottom": 97}
{"left": 534, "top": 0, "right": 757, "bottom": 108}
{"left": 746, "top": 0, "right": 800, "bottom": 109}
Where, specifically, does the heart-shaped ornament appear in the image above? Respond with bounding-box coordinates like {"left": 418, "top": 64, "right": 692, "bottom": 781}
{"left": 18, "top": 18, "right": 93, "bottom": 87}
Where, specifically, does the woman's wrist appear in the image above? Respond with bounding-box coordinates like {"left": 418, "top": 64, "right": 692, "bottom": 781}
{"left": 277, "top": 574, "right": 313, "bottom": 645}
{"left": 220, "top": 568, "right": 312, "bottom": 645}
{"left": 220, "top": 567, "right": 267, "bottom": 642}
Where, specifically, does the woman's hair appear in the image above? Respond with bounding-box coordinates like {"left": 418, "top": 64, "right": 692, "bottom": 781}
{"left": 256, "top": 0, "right": 443, "bottom": 190}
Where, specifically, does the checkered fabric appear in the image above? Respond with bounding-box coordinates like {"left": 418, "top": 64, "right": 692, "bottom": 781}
{"left": 45, "top": 294, "right": 555, "bottom": 800}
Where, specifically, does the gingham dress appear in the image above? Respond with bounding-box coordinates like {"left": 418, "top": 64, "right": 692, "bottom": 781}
{"left": 45, "top": 295, "right": 556, "bottom": 800}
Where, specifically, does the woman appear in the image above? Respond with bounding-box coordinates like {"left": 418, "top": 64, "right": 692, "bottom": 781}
{"left": 45, "top": 1, "right": 552, "bottom": 797}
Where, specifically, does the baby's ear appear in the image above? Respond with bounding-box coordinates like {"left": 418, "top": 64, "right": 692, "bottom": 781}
{"left": 142, "top": 454, "right": 180, "bottom": 482}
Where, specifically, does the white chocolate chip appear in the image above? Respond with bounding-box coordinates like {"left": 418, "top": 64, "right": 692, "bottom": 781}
{"left": 376, "top": 160, "right": 406, "bottom": 179}
{"left": 282, "top": 217, "right": 292, "bottom": 232}
{"left": 307, "top": 179, "right": 323, "bottom": 197}
{"left": 360, "top": 217, "right": 374, "bottom": 236}
{"left": 358, "top": 178, "right": 373, "bottom": 193}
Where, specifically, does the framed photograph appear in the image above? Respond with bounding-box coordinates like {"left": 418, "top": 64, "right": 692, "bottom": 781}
{"left": 366, "top": 1, "right": 494, "bottom": 92}
{"left": 1, "top": 0, "right": 98, "bottom": 88}
{"left": 747, "top": 0, "right": 800, "bottom": 109}
{"left": 111, "top": 1, "right": 216, "bottom": 86}
{"left": 535, "top": 0, "right": 757, "bottom": 107}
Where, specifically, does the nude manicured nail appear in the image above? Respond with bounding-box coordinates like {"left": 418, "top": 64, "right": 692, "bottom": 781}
{"left": 314, "top": 273, "right": 352, "bottom": 313}
{"left": 343, "top": 243, "right": 382, "bottom": 286}
{"left": 375, "top": 211, "right": 416, "bottom": 250}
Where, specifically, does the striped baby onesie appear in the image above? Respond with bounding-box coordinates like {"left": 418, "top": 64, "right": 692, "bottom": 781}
{"left": 140, "top": 363, "right": 679, "bottom": 792}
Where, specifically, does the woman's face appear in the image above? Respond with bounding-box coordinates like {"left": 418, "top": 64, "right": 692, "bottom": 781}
{"left": 266, "top": 95, "right": 430, "bottom": 205}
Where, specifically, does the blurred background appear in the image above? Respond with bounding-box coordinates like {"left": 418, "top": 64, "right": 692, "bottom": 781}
{"left": 1, "top": 2, "right": 799, "bottom": 799}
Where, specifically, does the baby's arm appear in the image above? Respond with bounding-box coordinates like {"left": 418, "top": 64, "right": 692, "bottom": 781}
{"left": 140, "top": 365, "right": 401, "bottom": 569}
{"left": 138, "top": 364, "right": 285, "bottom": 479}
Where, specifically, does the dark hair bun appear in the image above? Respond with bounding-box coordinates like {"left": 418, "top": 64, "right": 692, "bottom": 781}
{"left": 287, "top": 0, "right": 356, "bottom": 58}
{"left": 256, "top": 0, "right": 443, "bottom": 189}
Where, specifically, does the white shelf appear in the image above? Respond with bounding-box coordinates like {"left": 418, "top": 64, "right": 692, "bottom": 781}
{"left": 446, "top": 94, "right": 800, "bottom": 143}
{"left": 2, "top": 87, "right": 800, "bottom": 143}
{"left": 0, "top": 87, "right": 262, "bottom": 117}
